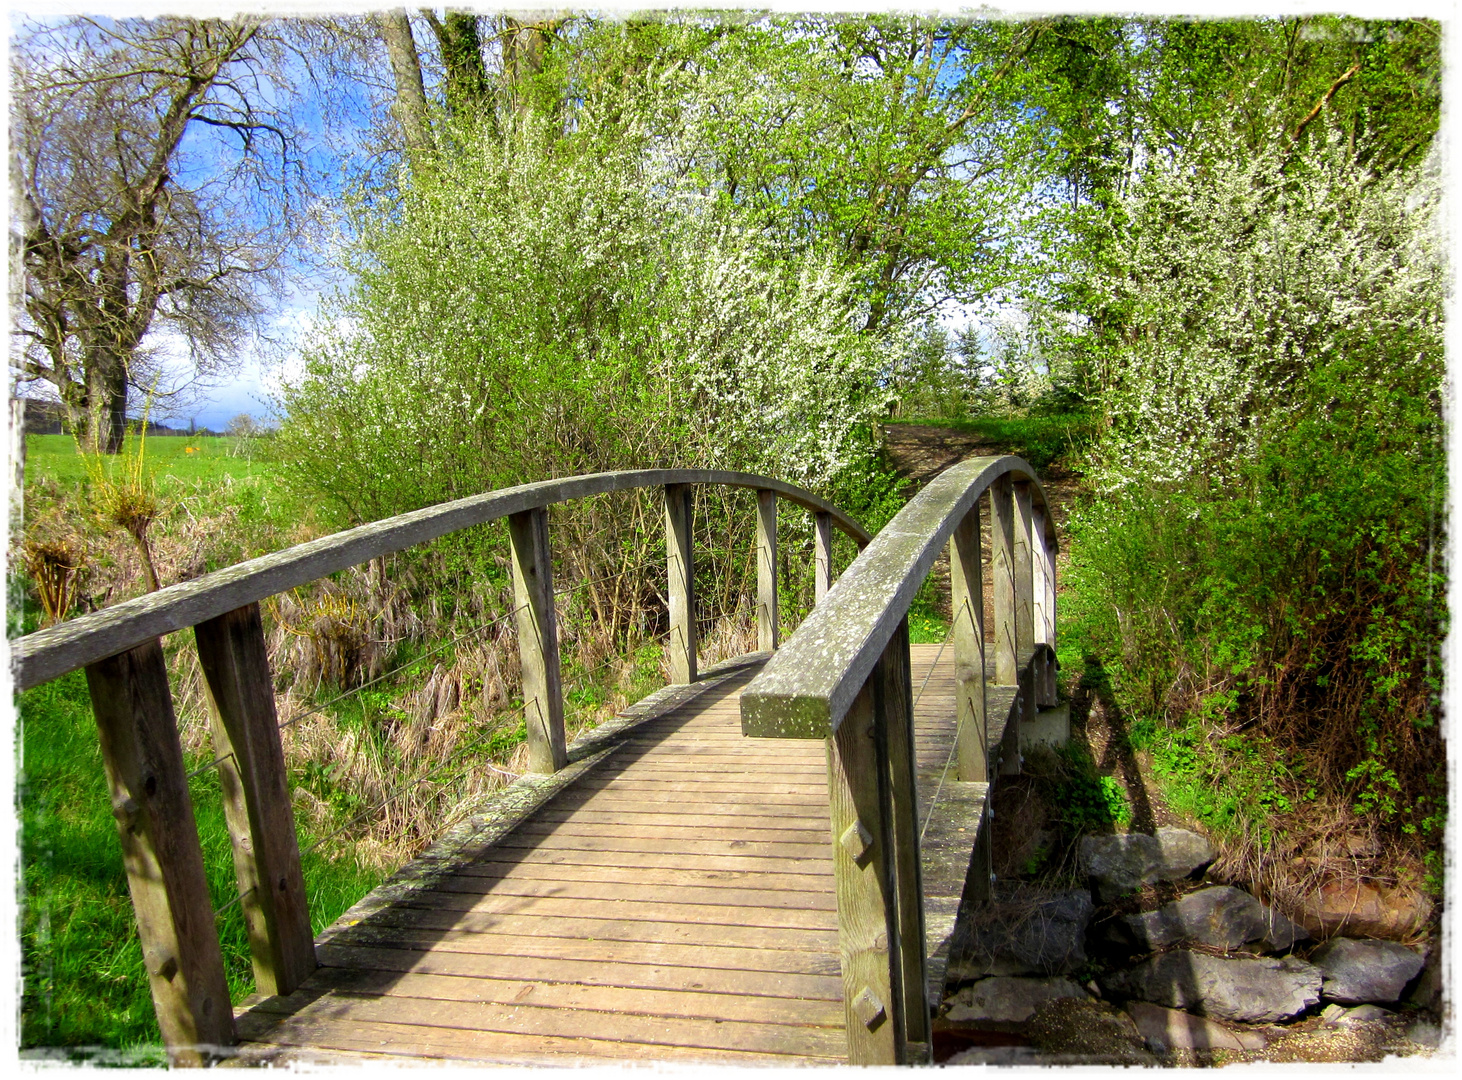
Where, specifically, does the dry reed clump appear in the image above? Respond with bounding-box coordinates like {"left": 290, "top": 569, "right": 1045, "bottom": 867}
{"left": 697, "top": 606, "right": 759, "bottom": 669}
{"left": 19, "top": 508, "right": 89, "bottom": 626}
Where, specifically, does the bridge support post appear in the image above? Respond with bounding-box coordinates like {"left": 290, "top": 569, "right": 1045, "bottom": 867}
{"left": 195, "top": 602, "right": 317, "bottom": 1000}
{"left": 1013, "top": 482, "right": 1037, "bottom": 731}
{"left": 825, "top": 674, "right": 903, "bottom": 1065}
{"left": 664, "top": 484, "right": 697, "bottom": 684}
{"left": 880, "top": 620, "right": 930, "bottom": 1060}
{"left": 814, "top": 511, "right": 833, "bottom": 603}
{"left": 1032, "top": 506, "right": 1057, "bottom": 708}
{"left": 509, "top": 506, "right": 567, "bottom": 773}
{"left": 85, "top": 640, "right": 236, "bottom": 1064}
{"left": 949, "top": 503, "right": 987, "bottom": 783}
{"left": 990, "top": 476, "right": 1017, "bottom": 687}
{"left": 756, "top": 489, "right": 779, "bottom": 651}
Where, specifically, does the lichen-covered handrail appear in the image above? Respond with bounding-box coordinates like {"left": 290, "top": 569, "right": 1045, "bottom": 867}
{"left": 739, "top": 455, "right": 1057, "bottom": 739}
{"left": 11, "top": 468, "right": 870, "bottom": 691}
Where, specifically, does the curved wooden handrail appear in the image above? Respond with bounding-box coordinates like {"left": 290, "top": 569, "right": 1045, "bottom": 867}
{"left": 740, "top": 455, "right": 1056, "bottom": 738}
{"left": 12, "top": 468, "right": 870, "bottom": 691}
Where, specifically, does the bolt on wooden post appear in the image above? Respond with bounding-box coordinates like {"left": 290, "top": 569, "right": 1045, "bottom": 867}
{"left": 195, "top": 602, "right": 316, "bottom": 1000}
{"left": 85, "top": 639, "right": 236, "bottom": 1064}
{"left": 509, "top": 506, "right": 567, "bottom": 773}
{"left": 949, "top": 503, "right": 987, "bottom": 783}
{"left": 756, "top": 489, "right": 779, "bottom": 652}
{"left": 664, "top": 484, "right": 697, "bottom": 684}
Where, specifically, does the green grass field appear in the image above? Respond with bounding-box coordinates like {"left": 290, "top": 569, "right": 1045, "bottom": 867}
{"left": 25, "top": 433, "right": 275, "bottom": 488}
{"left": 15, "top": 434, "right": 382, "bottom": 1059}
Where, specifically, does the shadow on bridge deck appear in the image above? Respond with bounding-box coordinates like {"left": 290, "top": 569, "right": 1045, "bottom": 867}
{"left": 230, "top": 645, "right": 982, "bottom": 1066}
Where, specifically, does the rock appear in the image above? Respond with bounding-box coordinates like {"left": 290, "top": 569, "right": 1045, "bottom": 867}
{"left": 1338, "top": 1004, "right": 1392, "bottom": 1023}
{"left": 945, "top": 976, "right": 1090, "bottom": 1024}
{"left": 1100, "top": 949, "right": 1321, "bottom": 1024}
{"left": 1024, "top": 997, "right": 1153, "bottom": 1064}
{"left": 948, "top": 889, "right": 1093, "bottom": 977}
{"left": 1080, "top": 828, "right": 1213, "bottom": 902}
{"left": 1310, "top": 938, "right": 1425, "bottom": 1004}
{"left": 1116, "top": 886, "right": 1267, "bottom": 951}
{"left": 1126, "top": 1001, "right": 1267, "bottom": 1052}
{"left": 1405, "top": 943, "right": 1443, "bottom": 1012}
{"left": 1320, "top": 1003, "right": 1348, "bottom": 1024}
{"left": 1256, "top": 902, "right": 1313, "bottom": 953}
{"left": 1295, "top": 879, "right": 1433, "bottom": 940}
{"left": 1405, "top": 1019, "right": 1442, "bottom": 1049}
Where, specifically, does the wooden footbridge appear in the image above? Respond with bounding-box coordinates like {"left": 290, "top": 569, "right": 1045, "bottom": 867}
{"left": 14, "top": 457, "right": 1060, "bottom": 1066}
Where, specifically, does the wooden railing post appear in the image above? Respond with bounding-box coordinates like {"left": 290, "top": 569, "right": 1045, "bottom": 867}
{"left": 756, "top": 488, "right": 779, "bottom": 651}
{"left": 1032, "top": 505, "right": 1056, "bottom": 708}
{"left": 664, "top": 484, "right": 697, "bottom": 684}
{"left": 825, "top": 675, "right": 903, "bottom": 1065}
{"left": 84, "top": 639, "right": 235, "bottom": 1064}
{"left": 1043, "top": 529, "right": 1059, "bottom": 705}
{"left": 814, "top": 511, "right": 834, "bottom": 603}
{"left": 509, "top": 506, "right": 567, "bottom": 773}
{"left": 1012, "top": 481, "right": 1037, "bottom": 728}
{"left": 989, "top": 475, "right": 1017, "bottom": 686}
{"left": 949, "top": 504, "right": 987, "bottom": 783}
{"left": 878, "top": 619, "right": 930, "bottom": 1060}
{"left": 195, "top": 603, "right": 316, "bottom": 1000}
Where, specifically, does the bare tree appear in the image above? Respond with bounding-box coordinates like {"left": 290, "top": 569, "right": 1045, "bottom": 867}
{"left": 11, "top": 16, "right": 305, "bottom": 452}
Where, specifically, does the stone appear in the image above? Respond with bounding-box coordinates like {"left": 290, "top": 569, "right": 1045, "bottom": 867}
{"left": 1310, "top": 938, "right": 1425, "bottom": 1005}
{"left": 1337, "top": 1004, "right": 1392, "bottom": 1023}
{"left": 1100, "top": 949, "right": 1322, "bottom": 1024}
{"left": 1295, "top": 879, "right": 1433, "bottom": 940}
{"left": 945, "top": 976, "right": 1090, "bottom": 1025}
{"left": 1116, "top": 886, "right": 1267, "bottom": 951}
{"left": 1320, "top": 1003, "right": 1348, "bottom": 1024}
{"left": 1126, "top": 1001, "right": 1267, "bottom": 1052}
{"left": 1405, "top": 943, "right": 1443, "bottom": 1013}
{"left": 1255, "top": 902, "right": 1313, "bottom": 953}
{"left": 948, "top": 888, "right": 1094, "bottom": 978}
{"left": 1080, "top": 828, "right": 1213, "bottom": 902}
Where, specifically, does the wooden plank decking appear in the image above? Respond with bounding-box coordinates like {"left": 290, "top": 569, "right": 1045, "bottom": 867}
{"left": 232, "top": 645, "right": 989, "bottom": 1066}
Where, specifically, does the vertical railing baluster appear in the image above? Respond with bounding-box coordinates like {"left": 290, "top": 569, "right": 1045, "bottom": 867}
{"left": 195, "top": 603, "right": 316, "bottom": 999}
{"left": 949, "top": 502, "right": 986, "bottom": 783}
{"left": 85, "top": 639, "right": 235, "bottom": 1064}
{"left": 664, "top": 484, "right": 697, "bottom": 684}
{"left": 509, "top": 506, "right": 567, "bottom": 773}
{"left": 756, "top": 489, "right": 779, "bottom": 652}
{"left": 1012, "top": 481, "right": 1036, "bottom": 728}
{"left": 879, "top": 619, "right": 929, "bottom": 1060}
{"left": 814, "top": 511, "right": 833, "bottom": 604}
{"left": 989, "top": 475, "right": 1017, "bottom": 686}
{"left": 1032, "top": 504, "right": 1056, "bottom": 708}
{"left": 1044, "top": 527, "right": 1059, "bottom": 705}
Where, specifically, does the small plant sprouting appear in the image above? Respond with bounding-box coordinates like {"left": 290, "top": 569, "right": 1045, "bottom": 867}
{"left": 79, "top": 392, "right": 162, "bottom": 593}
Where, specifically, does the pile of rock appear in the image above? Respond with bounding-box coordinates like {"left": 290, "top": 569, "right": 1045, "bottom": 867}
{"left": 938, "top": 827, "right": 1438, "bottom": 1063}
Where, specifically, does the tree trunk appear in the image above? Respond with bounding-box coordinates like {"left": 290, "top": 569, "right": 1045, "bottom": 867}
{"left": 376, "top": 10, "right": 433, "bottom": 165}
{"left": 82, "top": 351, "right": 128, "bottom": 454}
{"left": 429, "top": 11, "right": 491, "bottom": 122}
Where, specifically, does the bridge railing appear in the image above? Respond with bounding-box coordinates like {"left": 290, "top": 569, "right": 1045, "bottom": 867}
{"left": 740, "top": 455, "right": 1060, "bottom": 1066}
{"left": 12, "top": 468, "right": 870, "bottom": 1065}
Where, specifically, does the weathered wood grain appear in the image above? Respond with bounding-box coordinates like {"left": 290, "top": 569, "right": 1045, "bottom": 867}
{"left": 195, "top": 603, "right": 316, "bottom": 999}
{"left": 757, "top": 488, "right": 779, "bottom": 651}
{"left": 991, "top": 474, "right": 1019, "bottom": 686}
{"left": 949, "top": 503, "right": 987, "bottom": 782}
{"left": 664, "top": 483, "right": 697, "bottom": 685}
{"left": 509, "top": 506, "right": 567, "bottom": 773}
{"left": 815, "top": 510, "right": 833, "bottom": 602}
{"left": 85, "top": 640, "right": 235, "bottom": 1063}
